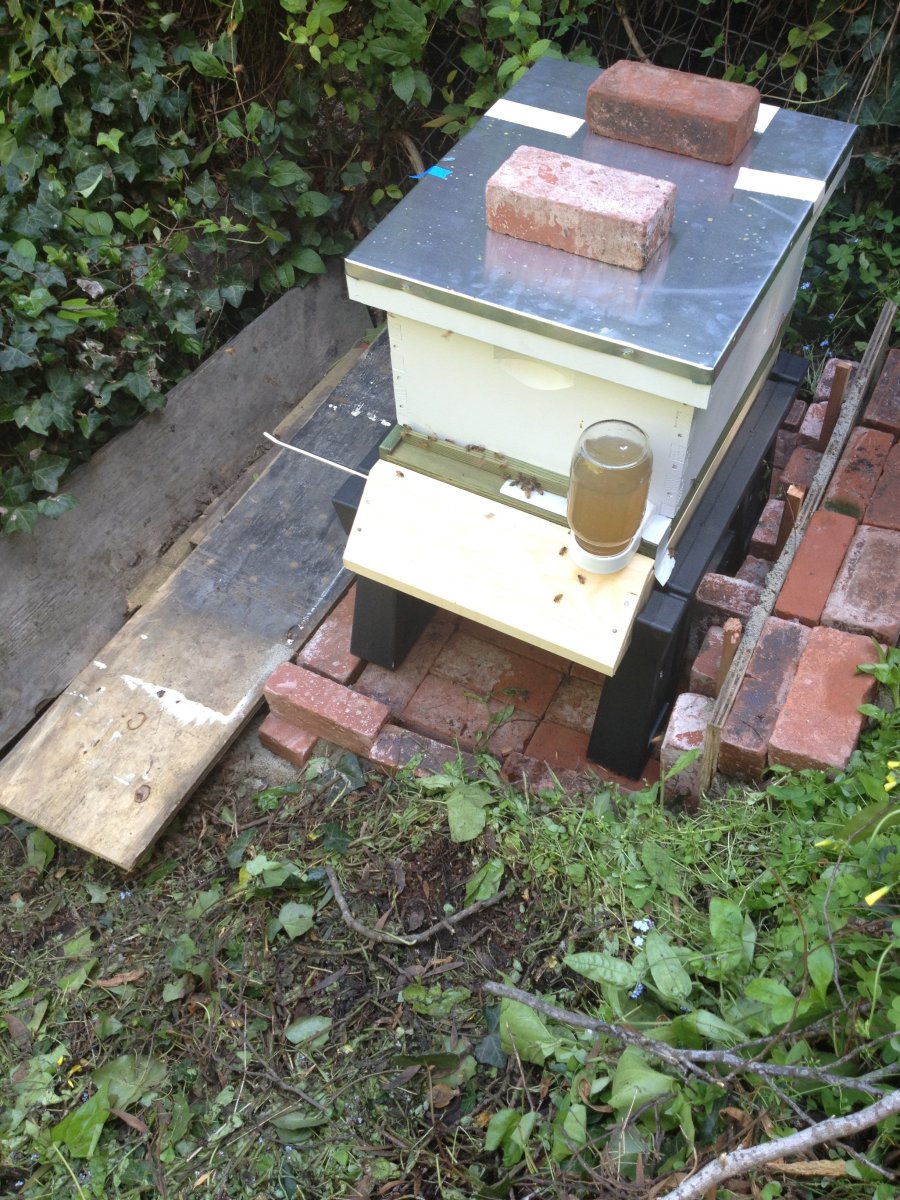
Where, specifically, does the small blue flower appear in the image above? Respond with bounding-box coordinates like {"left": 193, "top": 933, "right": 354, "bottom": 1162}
{"left": 630, "top": 982, "right": 645, "bottom": 1000}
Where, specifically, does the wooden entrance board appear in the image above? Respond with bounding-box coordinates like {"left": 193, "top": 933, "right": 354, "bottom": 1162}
{"left": 0, "top": 339, "right": 395, "bottom": 869}
{"left": 344, "top": 459, "right": 655, "bottom": 676}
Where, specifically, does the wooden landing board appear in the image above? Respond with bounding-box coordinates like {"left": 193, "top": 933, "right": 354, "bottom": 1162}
{"left": 344, "top": 460, "right": 654, "bottom": 675}
{"left": 0, "top": 337, "right": 396, "bottom": 870}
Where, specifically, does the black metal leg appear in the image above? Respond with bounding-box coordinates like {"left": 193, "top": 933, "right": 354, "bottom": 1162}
{"left": 348, "top": 577, "right": 434, "bottom": 669}
{"left": 588, "top": 590, "right": 690, "bottom": 777}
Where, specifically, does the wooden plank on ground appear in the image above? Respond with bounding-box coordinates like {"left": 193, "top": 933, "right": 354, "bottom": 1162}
{"left": 345, "top": 459, "right": 655, "bottom": 676}
{"left": 0, "top": 337, "right": 395, "bottom": 869}
{"left": 0, "top": 268, "right": 369, "bottom": 753}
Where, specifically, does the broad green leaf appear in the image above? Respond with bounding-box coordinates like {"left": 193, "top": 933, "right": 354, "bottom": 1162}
{"left": 485, "top": 1108, "right": 519, "bottom": 1152}
{"left": 564, "top": 951, "right": 638, "bottom": 990}
{"left": 285, "top": 1015, "right": 332, "bottom": 1045}
{"left": 278, "top": 901, "right": 314, "bottom": 939}
{"left": 191, "top": 50, "right": 231, "bottom": 79}
{"left": 498, "top": 999, "right": 559, "bottom": 1065}
{"left": 670, "top": 1009, "right": 744, "bottom": 1046}
{"left": 290, "top": 246, "right": 326, "bottom": 274}
{"left": 26, "top": 829, "right": 56, "bottom": 873}
{"left": 59, "top": 959, "right": 98, "bottom": 993}
{"left": 50, "top": 1080, "right": 110, "bottom": 1158}
{"left": 392, "top": 65, "right": 416, "bottom": 104}
{"left": 464, "top": 859, "right": 504, "bottom": 904}
{"left": 31, "top": 456, "right": 68, "bottom": 494}
{"left": 74, "top": 164, "right": 105, "bottom": 198}
{"left": 91, "top": 1055, "right": 166, "bottom": 1109}
{"left": 268, "top": 158, "right": 309, "bottom": 187}
{"left": 708, "top": 896, "right": 748, "bottom": 976}
{"left": 645, "top": 930, "right": 692, "bottom": 1004}
{"left": 552, "top": 1101, "right": 587, "bottom": 1161}
{"left": 97, "top": 128, "right": 124, "bottom": 153}
{"left": 807, "top": 944, "right": 834, "bottom": 1001}
{"left": 446, "top": 783, "right": 490, "bottom": 842}
{"left": 609, "top": 1047, "right": 675, "bottom": 1110}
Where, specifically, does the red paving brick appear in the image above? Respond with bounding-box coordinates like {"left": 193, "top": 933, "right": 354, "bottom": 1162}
{"left": 696, "top": 574, "right": 762, "bottom": 622}
{"left": 864, "top": 439, "right": 900, "bottom": 531}
{"left": 749, "top": 498, "right": 784, "bottom": 561}
{"left": 355, "top": 609, "right": 456, "bottom": 715}
{"left": 778, "top": 446, "right": 822, "bottom": 497}
{"left": 264, "top": 662, "right": 390, "bottom": 758}
{"left": 543, "top": 675, "right": 603, "bottom": 733}
{"left": 735, "top": 555, "right": 771, "bottom": 587}
{"left": 258, "top": 713, "right": 319, "bottom": 768}
{"left": 783, "top": 396, "right": 807, "bottom": 432}
{"left": 368, "top": 724, "right": 478, "bottom": 778}
{"left": 660, "top": 693, "right": 713, "bottom": 804}
{"left": 768, "top": 626, "right": 882, "bottom": 773}
{"left": 823, "top": 426, "right": 894, "bottom": 520}
{"left": 586, "top": 60, "right": 759, "bottom": 164}
{"left": 458, "top": 619, "right": 569, "bottom": 672}
{"left": 431, "top": 630, "right": 562, "bottom": 717}
{"left": 863, "top": 347, "right": 900, "bottom": 436}
{"left": 523, "top": 721, "right": 591, "bottom": 772}
{"left": 798, "top": 400, "right": 826, "bottom": 449}
{"left": 821, "top": 524, "right": 900, "bottom": 643}
{"left": 719, "top": 617, "right": 809, "bottom": 779}
{"left": 814, "top": 357, "right": 858, "bottom": 404}
{"left": 400, "top": 673, "right": 534, "bottom": 755}
{"left": 689, "top": 626, "right": 723, "bottom": 698}
{"left": 774, "top": 509, "right": 858, "bottom": 627}
{"left": 297, "top": 586, "right": 363, "bottom": 685}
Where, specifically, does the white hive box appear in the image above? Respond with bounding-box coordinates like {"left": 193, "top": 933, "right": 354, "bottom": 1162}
{"left": 345, "top": 60, "right": 855, "bottom": 547}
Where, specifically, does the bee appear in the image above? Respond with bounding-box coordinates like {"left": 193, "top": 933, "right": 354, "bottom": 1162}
{"left": 558, "top": 546, "right": 568, "bottom": 557}
{"left": 553, "top": 593, "right": 563, "bottom": 604}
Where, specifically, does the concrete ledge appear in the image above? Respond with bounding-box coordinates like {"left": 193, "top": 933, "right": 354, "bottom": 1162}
{"left": 0, "top": 266, "right": 368, "bottom": 751}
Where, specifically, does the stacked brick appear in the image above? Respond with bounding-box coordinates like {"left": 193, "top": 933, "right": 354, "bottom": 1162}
{"left": 665, "top": 349, "right": 900, "bottom": 797}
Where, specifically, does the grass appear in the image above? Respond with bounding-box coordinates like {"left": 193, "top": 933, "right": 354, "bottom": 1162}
{"left": 0, "top": 669, "right": 898, "bottom": 1199}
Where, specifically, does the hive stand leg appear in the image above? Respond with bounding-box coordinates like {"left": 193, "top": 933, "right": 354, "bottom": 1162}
{"left": 348, "top": 578, "right": 434, "bottom": 670}
{"left": 587, "top": 590, "right": 690, "bottom": 778}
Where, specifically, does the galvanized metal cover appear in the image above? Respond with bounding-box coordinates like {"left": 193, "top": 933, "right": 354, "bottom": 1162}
{"left": 346, "top": 60, "right": 855, "bottom": 384}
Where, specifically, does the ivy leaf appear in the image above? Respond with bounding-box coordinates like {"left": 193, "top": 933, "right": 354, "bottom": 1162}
{"left": 289, "top": 246, "right": 326, "bottom": 275}
{"left": 96, "top": 128, "right": 124, "bottom": 153}
{"left": 3, "top": 504, "right": 39, "bottom": 534}
{"left": 31, "top": 455, "right": 68, "bottom": 494}
{"left": 37, "top": 494, "right": 78, "bottom": 519}
{"left": 268, "top": 158, "right": 309, "bottom": 187}
{"left": 190, "top": 50, "right": 231, "bottom": 80}
{"left": 0, "top": 330, "right": 39, "bottom": 371}
{"left": 75, "top": 164, "right": 105, "bottom": 197}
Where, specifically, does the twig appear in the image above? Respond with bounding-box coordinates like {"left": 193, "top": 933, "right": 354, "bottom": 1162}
{"left": 325, "top": 864, "right": 505, "bottom": 946}
{"left": 614, "top": 0, "right": 650, "bottom": 61}
{"left": 768, "top": 1080, "right": 896, "bottom": 1181}
{"left": 480, "top": 981, "right": 890, "bottom": 1096}
{"left": 656, "top": 1087, "right": 900, "bottom": 1200}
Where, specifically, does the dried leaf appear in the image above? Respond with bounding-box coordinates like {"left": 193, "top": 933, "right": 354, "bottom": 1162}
{"left": 765, "top": 1159, "right": 846, "bottom": 1177}
{"left": 3, "top": 1012, "right": 32, "bottom": 1051}
{"left": 110, "top": 1107, "right": 150, "bottom": 1134}
{"left": 95, "top": 969, "right": 145, "bottom": 988}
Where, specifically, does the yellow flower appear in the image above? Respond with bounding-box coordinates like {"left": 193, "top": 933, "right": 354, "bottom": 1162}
{"left": 864, "top": 885, "right": 890, "bottom": 907}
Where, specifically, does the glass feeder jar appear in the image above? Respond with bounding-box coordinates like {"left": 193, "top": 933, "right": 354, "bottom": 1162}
{"left": 567, "top": 420, "right": 652, "bottom": 563}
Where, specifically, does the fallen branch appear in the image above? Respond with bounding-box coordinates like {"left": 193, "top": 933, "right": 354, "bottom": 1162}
{"left": 480, "top": 981, "right": 890, "bottom": 1097}
{"left": 657, "top": 1087, "right": 900, "bottom": 1200}
{"left": 325, "top": 864, "right": 505, "bottom": 946}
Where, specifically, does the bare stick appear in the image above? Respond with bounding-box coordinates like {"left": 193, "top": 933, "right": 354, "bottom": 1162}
{"left": 715, "top": 619, "right": 742, "bottom": 698}
{"left": 774, "top": 484, "right": 805, "bottom": 557}
{"left": 656, "top": 1087, "right": 900, "bottom": 1200}
{"left": 817, "top": 361, "right": 852, "bottom": 451}
{"left": 325, "top": 864, "right": 505, "bottom": 946}
{"left": 480, "top": 981, "right": 889, "bottom": 1096}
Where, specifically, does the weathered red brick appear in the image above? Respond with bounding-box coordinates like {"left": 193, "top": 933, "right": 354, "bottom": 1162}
{"left": 400, "top": 673, "right": 534, "bottom": 755}
{"left": 696, "top": 574, "right": 762, "bottom": 622}
{"left": 355, "top": 610, "right": 456, "bottom": 715}
{"left": 368, "top": 724, "right": 478, "bottom": 779}
{"left": 814, "top": 357, "right": 858, "bottom": 405}
{"left": 768, "top": 626, "right": 882, "bottom": 773}
{"left": 458, "top": 619, "right": 569, "bottom": 672}
{"left": 543, "top": 675, "right": 603, "bottom": 734}
{"left": 586, "top": 60, "right": 759, "bottom": 164}
{"left": 502, "top": 751, "right": 659, "bottom": 796}
{"left": 821, "top": 524, "right": 900, "bottom": 643}
{"left": 264, "top": 662, "right": 390, "bottom": 758}
{"left": 689, "top": 626, "right": 724, "bottom": 698}
{"left": 431, "top": 630, "right": 562, "bottom": 718}
{"left": 736, "top": 555, "right": 771, "bottom": 587}
{"left": 523, "top": 721, "right": 590, "bottom": 772}
{"left": 863, "top": 348, "right": 900, "bottom": 436}
{"left": 798, "top": 400, "right": 826, "bottom": 449}
{"left": 661, "top": 693, "right": 714, "bottom": 804}
{"left": 297, "top": 586, "right": 363, "bottom": 685}
{"left": 783, "top": 396, "right": 807, "bottom": 433}
{"left": 823, "top": 426, "right": 894, "bottom": 520}
{"left": 864, "top": 439, "right": 900, "bottom": 531}
{"left": 749, "top": 498, "right": 784, "bottom": 561}
{"left": 485, "top": 144, "right": 676, "bottom": 270}
{"left": 773, "top": 429, "right": 800, "bottom": 472}
{"left": 718, "top": 617, "right": 809, "bottom": 778}
{"left": 778, "top": 446, "right": 822, "bottom": 498}
{"left": 258, "top": 713, "right": 319, "bottom": 768}
{"left": 774, "top": 509, "right": 857, "bottom": 627}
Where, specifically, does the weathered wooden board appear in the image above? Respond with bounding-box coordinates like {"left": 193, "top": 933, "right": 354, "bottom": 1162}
{"left": 344, "top": 459, "right": 655, "bottom": 675}
{"left": 0, "top": 337, "right": 395, "bottom": 869}
{"left": 0, "top": 267, "right": 368, "bottom": 753}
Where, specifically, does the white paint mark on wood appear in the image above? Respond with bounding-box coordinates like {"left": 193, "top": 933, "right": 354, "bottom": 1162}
{"left": 93, "top": 660, "right": 107, "bottom": 670}
{"left": 121, "top": 674, "right": 233, "bottom": 727}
